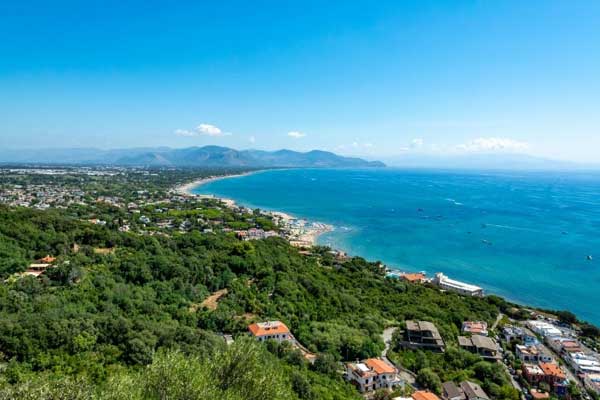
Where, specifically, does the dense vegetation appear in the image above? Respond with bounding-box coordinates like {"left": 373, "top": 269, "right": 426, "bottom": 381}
{"left": 0, "top": 168, "right": 578, "bottom": 399}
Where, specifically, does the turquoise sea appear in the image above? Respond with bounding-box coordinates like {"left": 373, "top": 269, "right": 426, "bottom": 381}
{"left": 194, "top": 168, "right": 600, "bottom": 325}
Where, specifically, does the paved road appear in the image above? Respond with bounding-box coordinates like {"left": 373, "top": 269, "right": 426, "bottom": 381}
{"left": 381, "top": 327, "right": 417, "bottom": 386}
{"left": 381, "top": 327, "right": 397, "bottom": 357}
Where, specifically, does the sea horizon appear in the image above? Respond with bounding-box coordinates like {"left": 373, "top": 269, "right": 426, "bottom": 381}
{"left": 194, "top": 167, "right": 600, "bottom": 325}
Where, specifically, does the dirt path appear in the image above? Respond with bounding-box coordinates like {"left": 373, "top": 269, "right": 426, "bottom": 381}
{"left": 191, "top": 288, "right": 228, "bottom": 312}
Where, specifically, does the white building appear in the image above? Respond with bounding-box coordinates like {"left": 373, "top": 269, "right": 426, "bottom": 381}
{"left": 568, "top": 353, "right": 600, "bottom": 374}
{"left": 432, "top": 273, "right": 484, "bottom": 297}
{"left": 346, "top": 358, "right": 404, "bottom": 393}
{"left": 248, "top": 321, "right": 292, "bottom": 342}
{"left": 526, "top": 320, "right": 562, "bottom": 338}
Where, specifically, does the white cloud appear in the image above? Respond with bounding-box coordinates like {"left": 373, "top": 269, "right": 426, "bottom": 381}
{"left": 197, "top": 123, "right": 229, "bottom": 137}
{"left": 175, "top": 123, "right": 231, "bottom": 138}
{"left": 456, "top": 137, "right": 529, "bottom": 153}
{"left": 411, "top": 138, "right": 424, "bottom": 148}
{"left": 288, "top": 131, "right": 306, "bottom": 139}
{"left": 249, "top": 136, "right": 256, "bottom": 144}
{"left": 174, "top": 129, "right": 195, "bottom": 137}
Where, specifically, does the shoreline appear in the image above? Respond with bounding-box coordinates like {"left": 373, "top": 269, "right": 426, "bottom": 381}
{"left": 176, "top": 170, "right": 333, "bottom": 246}
{"left": 174, "top": 171, "right": 260, "bottom": 196}
{"left": 173, "top": 171, "right": 598, "bottom": 326}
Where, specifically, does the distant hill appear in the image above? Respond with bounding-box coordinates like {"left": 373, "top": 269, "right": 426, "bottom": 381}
{"left": 0, "top": 146, "right": 386, "bottom": 168}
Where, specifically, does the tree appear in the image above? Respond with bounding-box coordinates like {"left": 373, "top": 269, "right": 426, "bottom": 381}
{"left": 417, "top": 368, "right": 442, "bottom": 394}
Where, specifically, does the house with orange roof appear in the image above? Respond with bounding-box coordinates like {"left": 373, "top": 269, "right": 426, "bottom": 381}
{"left": 345, "top": 357, "right": 403, "bottom": 392}
{"left": 412, "top": 390, "right": 442, "bottom": 400}
{"left": 462, "top": 321, "right": 488, "bottom": 336}
{"left": 401, "top": 273, "right": 426, "bottom": 283}
{"left": 247, "top": 321, "right": 292, "bottom": 342}
{"left": 539, "top": 362, "right": 568, "bottom": 396}
{"left": 524, "top": 362, "right": 569, "bottom": 397}
{"left": 39, "top": 255, "right": 56, "bottom": 264}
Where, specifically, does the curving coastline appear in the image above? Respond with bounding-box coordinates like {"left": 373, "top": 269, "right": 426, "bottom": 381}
{"left": 173, "top": 168, "right": 600, "bottom": 327}
{"left": 174, "top": 171, "right": 261, "bottom": 196}
{"left": 176, "top": 170, "right": 333, "bottom": 246}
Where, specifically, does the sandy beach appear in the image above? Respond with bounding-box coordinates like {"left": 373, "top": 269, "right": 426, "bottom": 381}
{"left": 173, "top": 171, "right": 333, "bottom": 246}
{"left": 174, "top": 171, "right": 259, "bottom": 196}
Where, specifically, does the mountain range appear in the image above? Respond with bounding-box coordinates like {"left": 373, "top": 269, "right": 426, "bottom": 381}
{"left": 0, "top": 146, "right": 386, "bottom": 168}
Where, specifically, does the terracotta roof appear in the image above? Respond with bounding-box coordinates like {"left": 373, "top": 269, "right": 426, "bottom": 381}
{"left": 412, "top": 391, "right": 441, "bottom": 400}
{"left": 39, "top": 255, "right": 56, "bottom": 263}
{"left": 539, "top": 363, "right": 566, "bottom": 379}
{"left": 530, "top": 390, "right": 550, "bottom": 400}
{"left": 248, "top": 321, "right": 290, "bottom": 337}
{"left": 365, "top": 358, "right": 397, "bottom": 374}
{"left": 463, "top": 321, "right": 488, "bottom": 334}
{"left": 402, "top": 273, "right": 426, "bottom": 282}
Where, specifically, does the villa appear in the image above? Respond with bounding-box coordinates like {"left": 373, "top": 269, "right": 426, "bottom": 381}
{"left": 462, "top": 321, "right": 488, "bottom": 336}
{"left": 248, "top": 321, "right": 292, "bottom": 342}
{"left": 345, "top": 357, "right": 404, "bottom": 393}
{"left": 401, "top": 272, "right": 427, "bottom": 283}
{"left": 432, "top": 273, "right": 483, "bottom": 297}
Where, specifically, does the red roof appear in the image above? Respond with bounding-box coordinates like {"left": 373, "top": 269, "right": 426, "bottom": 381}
{"left": 531, "top": 390, "right": 550, "bottom": 400}
{"left": 412, "top": 391, "right": 441, "bottom": 400}
{"left": 365, "top": 358, "right": 397, "bottom": 374}
{"left": 248, "top": 321, "right": 290, "bottom": 337}
{"left": 402, "top": 273, "right": 426, "bottom": 282}
{"left": 39, "top": 255, "right": 56, "bottom": 263}
{"left": 539, "top": 363, "right": 566, "bottom": 379}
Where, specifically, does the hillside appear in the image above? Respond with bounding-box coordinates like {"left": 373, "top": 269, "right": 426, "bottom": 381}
{"left": 0, "top": 146, "right": 386, "bottom": 168}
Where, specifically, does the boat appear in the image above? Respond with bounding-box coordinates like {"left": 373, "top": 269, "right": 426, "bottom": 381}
{"left": 587, "top": 255, "right": 593, "bottom": 261}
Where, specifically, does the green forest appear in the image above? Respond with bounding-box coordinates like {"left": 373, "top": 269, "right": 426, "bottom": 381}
{"left": 0, "top": 168, "right": 580, "bottom": 399}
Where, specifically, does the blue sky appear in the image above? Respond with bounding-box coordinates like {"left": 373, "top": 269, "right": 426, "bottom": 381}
{"left": 1, "top": 1, "right": 599, "bottom": 162}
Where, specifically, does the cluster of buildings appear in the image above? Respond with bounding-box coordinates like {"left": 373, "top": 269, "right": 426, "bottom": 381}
{"left": 0, "top": 184, "right": 87, "bottom": 209}
{"left": 235, "top": 228, "right": 279, "bottom": 241}
{"left": 503, "top": 323, "right": 570, "bottom": 396}
{"left": 0, "top": 167, "right": 123, "bottom": 209}
{"left": 526, "top": 320, "right": 600, "bottom": 395}
{"left": 502, "top": 319, "right": 600, "bottom": 397}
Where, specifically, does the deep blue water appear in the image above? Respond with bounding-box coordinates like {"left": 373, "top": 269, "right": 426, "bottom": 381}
{"left": 194, "top": 168, "right": 600, "bottom": 325}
